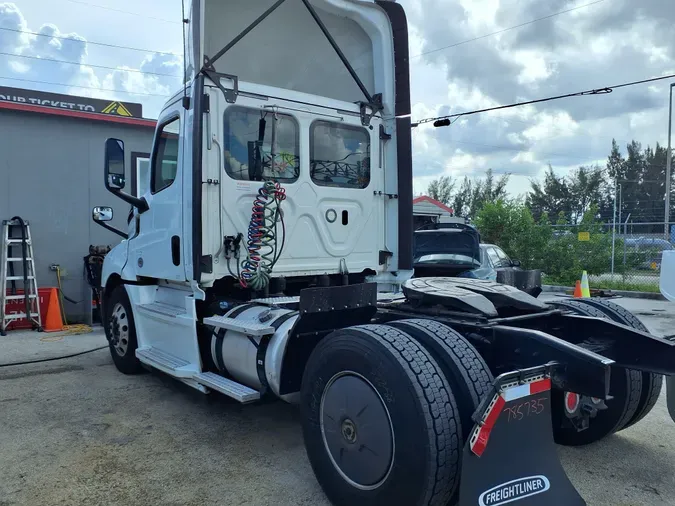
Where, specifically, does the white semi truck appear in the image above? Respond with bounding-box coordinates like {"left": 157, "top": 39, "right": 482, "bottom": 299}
{"left": 92, "top": 1, "right": 675, "bottom": 504}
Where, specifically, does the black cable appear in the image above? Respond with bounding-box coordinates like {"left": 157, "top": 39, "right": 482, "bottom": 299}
{"left": 0, "top": 51, "right": 181, "bottom": 78}
{"left": 0, "top": 26, "right": 179, "bottom": 56}
{"left": 413, "top": 73, "right": 675, "bottom": 127}
{"left": 0, "top": 346, "right": 108, "bottom": 368}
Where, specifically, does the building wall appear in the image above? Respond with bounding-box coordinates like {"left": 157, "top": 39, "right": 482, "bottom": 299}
{"left": 0, "top": 108, "right": 155, "bottom": 323}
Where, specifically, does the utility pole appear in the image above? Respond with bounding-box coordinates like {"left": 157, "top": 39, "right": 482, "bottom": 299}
{"left": 665, "top": 83, "right": 674, "bottom": 239}
{"left": 611, "top": 178, "right": 617, "bottom": 275}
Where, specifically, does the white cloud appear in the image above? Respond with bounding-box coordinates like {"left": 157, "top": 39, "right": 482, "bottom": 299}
{"left": 0, "top": 2, "right": 181, "bottom": 117}
{"left": 399, "top": 0, "right": 675, "bottom": 198}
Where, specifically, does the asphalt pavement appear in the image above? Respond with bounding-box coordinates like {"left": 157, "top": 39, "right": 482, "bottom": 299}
{"left": 0, "top": 296, "right": 674, "bottom": 506}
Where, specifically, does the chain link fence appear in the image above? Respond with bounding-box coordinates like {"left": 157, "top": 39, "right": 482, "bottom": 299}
{"left": 540, "top": 222, "right": 675, "bottom": 292}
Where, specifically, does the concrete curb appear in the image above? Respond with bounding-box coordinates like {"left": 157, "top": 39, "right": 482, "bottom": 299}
{"left": 542, "top": 284, "right": 666, "bottom": 301}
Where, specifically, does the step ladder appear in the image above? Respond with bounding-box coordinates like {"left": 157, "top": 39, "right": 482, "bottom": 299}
{"left": 1, "top": 218, "right": 42, "bottom": 336}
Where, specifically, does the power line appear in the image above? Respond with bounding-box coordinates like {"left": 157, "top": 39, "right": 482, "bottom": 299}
{"left": 0, "top": 51, "right": 182, "bottom": 78}
{"left": 413, "top": 73, "right": 675, "bottom": 127}
{"left": 60, "top": 0, "right": 181, "bottom": 24}
{"left": 410, "top": 0, "right": 605, "bottom": 60}
{"left": 0, "top": 75, "right": 171, "bottom": 97}
{"left": 0, "top": 27, "right": 180, "bottom": 57}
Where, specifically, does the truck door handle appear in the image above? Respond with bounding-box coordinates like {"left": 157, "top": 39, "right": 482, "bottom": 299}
{"left": 171, "top": 236, "right": 180, "bottom": 266}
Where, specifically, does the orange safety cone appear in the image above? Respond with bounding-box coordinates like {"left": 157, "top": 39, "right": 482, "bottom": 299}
{"left": 573, "top": 280, "right": 583, "bottom": 298}
{"left": 43, "top": 288, "right": 64, "bottom": 332}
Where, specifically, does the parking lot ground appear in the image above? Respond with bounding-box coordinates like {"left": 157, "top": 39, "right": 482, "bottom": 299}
{"left": 1, "top": 296, "right": 674, "bottom": 506}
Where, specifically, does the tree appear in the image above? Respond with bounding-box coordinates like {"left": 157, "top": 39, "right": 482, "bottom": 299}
{"left": 451, "top": 169, "right": 511, "bottom": 218}
{"left": 526, "top": 165, "right": 571, "bottom": 221}
{"left": 568, "top": 165, "right": 604, "bottom": 224}
{"left": 426, "top": 175, "right": 455, "bottom": 204}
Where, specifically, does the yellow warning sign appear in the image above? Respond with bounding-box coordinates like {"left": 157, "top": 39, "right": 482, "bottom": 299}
{"left": 102, "top": 101, "right": 133, "bottom": 117}
{"left": 651, "top": 261, "right": 658, "bottom": 270}
{"left": 578, "top": 231, "right": 590, "bottom": 242}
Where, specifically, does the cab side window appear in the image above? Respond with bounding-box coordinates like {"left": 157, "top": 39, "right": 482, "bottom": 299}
{"left": 310, "top": 121, "right": 371, "bottom": 189}
{"left": 151, "top": 117, "right": 180, "bottom": 193}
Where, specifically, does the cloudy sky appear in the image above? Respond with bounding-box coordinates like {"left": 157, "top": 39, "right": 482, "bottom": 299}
{"left": 1, "top": 0, "right": 673, "bottom": 197}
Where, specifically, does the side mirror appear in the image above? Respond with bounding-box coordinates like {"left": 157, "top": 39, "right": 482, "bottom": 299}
{"left": 105, "top": 138, "right": 126, "bottom": 190}
{"left": 93, "top": 206, "right": 113, "bottom": 222}
{"left": 511, "top": 259, "right": 521, "bottom": 267}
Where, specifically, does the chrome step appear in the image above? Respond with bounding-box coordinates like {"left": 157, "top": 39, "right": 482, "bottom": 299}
{"left": 138, "top": 302, "right": 186, "bottom": 318}
{"left": 7, "top": 257, "right": 32, "bottom": 262}
{"left": 203, "top": 315, "right": 275, "bottom": 336}
{"left": 5, "top": 294, "right": 37, "bottom": 300}
{"left": 136, "top": 347, "right": 196, "bottom": 377}
{"left": 193, "top": 372, "right": 260, "bottom": 403}
{"left": 7, "top": 276, "right": 34, "bottom": 281}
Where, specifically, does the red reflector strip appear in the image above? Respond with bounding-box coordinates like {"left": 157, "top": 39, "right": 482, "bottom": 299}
{"left": 530, "top": 378, "right": 551, "bottom": 395}
{"left": 470, "top": 395, "right": 505, "bottom": 457}
{"left": 470, "top": 376, "right": 551, "bottom": 457}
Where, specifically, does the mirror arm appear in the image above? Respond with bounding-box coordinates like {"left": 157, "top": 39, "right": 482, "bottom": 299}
{"left": 94, "top": 220, "right": 128, "bottom": 239}
{"left": 109, "top": 189, "right": 149, "bottom": 213}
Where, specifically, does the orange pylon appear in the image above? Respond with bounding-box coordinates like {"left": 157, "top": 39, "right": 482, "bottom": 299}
{"left": 43, "top": 288, "right": 64, "bottom": 332}
{"left": 573, "top": 280, "right": 583, "bottom": 298}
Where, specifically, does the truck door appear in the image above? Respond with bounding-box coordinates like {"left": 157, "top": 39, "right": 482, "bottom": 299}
{"left": 218, "top": 99, "right": 384, "bottom": 276}
{"left": 128, "top": 100, "right": 185, "bottom": 281}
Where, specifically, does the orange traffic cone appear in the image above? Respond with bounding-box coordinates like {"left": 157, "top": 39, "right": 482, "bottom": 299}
{"left": 573, "top": 280, "right": 583, "bottom": 298}
{"left": 43, "top": 288, "right": 64, "bottom": 332}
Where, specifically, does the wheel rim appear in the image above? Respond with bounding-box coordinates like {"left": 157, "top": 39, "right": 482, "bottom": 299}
{"left": 109, "top": 302, "right": 130, "bottom": 357}
{"left": 320, "top": 371, "right": 394, "bottom": 490}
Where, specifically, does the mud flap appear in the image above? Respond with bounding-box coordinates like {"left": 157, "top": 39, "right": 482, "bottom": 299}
{"left": 459, "top": 365, "right": 586, "bottom": 506}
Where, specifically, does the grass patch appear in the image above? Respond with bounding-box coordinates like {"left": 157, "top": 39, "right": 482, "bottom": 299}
{"left": 544, "top": 277, "right": 661, "bottom": 293}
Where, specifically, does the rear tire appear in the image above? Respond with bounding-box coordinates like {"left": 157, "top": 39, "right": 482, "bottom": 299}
{"left": 387, "top": 319, "right": 493, "bottom": 440}
{"left": 105, "top": 286, "right": 145, "bottom": 375}
{"left": 547, "top": 299, "right": 641, "bottom": 445}
{"left": 569, "top": 298, "right": 663, "bottom": 429}
{"left": 300, "top": 324, "right": 461, "bottom": 506}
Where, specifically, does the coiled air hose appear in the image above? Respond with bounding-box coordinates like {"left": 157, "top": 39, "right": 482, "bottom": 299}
{"left": 239, "top": 180, "right": 286, "bottom": 291}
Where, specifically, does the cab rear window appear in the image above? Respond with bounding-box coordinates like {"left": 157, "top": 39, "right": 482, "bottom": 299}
{"left": 223, "top": 106, "right": 300, "bottom": 182}
{"left": 310, "top": 121, "right": 370, "bottom": 189}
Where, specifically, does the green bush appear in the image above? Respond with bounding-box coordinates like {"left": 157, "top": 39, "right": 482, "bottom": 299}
{"left": 474, "top": 202, "right": 641, "bottom": 284}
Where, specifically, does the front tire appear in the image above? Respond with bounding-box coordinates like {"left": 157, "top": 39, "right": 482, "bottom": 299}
{"left": 300, "top": 324, "right": 461, "bottom": 506}
{"left": 105, "top": 286, "right": 144, "bottom": 375}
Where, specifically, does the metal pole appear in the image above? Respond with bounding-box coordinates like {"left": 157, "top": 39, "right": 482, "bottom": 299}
{"left": 618, "top": 183, "right": 622, "bottom": 238}
{"left": 611, "top": 179, "right": 617, "bottom": 275}
{"left": 665, "top": 83, "right": 674, "bottom": 238}
{"left": 623, "top": 213, "right": 631, "bottom": 267}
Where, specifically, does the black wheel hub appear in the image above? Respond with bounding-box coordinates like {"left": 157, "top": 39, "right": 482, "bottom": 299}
{"left": 320, "top": 372, "right": 394, "bottom": 490}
